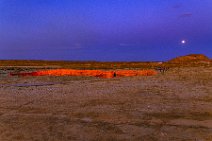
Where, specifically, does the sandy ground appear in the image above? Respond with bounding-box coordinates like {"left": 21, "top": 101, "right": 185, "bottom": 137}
{"left": 0, "top": 66, "right": 212, "bottom": 141}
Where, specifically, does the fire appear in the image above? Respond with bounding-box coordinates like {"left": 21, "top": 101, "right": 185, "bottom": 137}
{"left": 10, "top": 69, "right": 157, "bottom": 78}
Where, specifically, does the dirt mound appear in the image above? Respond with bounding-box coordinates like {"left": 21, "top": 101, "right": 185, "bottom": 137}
{"left": 168, "top": 54, "right": 210, "bottom": 63}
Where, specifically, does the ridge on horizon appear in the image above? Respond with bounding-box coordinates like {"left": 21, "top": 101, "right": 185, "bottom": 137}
{"left": 0, "top": 54, "right": 211, "bottom": 62}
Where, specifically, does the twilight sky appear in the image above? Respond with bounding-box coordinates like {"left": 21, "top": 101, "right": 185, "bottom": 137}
{"left": 0, "top": 0, "right": 212, "bottom": 61}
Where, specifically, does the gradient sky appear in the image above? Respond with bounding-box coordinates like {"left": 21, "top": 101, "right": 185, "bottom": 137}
{"left": 0, "top": 0, "right": 212, "bottom": 61}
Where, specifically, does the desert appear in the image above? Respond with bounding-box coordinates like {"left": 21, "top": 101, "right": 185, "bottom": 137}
{"left": 1, "top": 0, "right": 212, "bottom": 140}
{"left": 0, "top": 54, "right": 211, "bottom": 141}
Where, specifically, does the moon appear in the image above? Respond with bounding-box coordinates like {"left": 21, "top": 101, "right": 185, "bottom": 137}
{"left": 181, "top": 40, "right": 186, "bottom": 44}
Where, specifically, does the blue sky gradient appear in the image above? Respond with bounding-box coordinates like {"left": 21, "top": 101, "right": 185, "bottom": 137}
{"left": 0, "top": 0, "right": 212, "bottom": 61}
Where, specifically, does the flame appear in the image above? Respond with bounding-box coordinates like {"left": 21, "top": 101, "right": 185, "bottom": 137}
{"left": 10, "top": 69, "right": 157, "bottom": 78}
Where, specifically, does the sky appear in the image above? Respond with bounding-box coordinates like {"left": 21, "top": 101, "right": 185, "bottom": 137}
{"left": 0, "top": 0, "right": 212, "bottom": 61}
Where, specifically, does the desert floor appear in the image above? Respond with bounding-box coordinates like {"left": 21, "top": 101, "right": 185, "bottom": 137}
{"left": 0, "top": 66, "right": 211, "bottom": 141}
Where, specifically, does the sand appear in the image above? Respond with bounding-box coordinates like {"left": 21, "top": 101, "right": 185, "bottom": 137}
{"left": 0, "top": 66, "right": 211, "bottom": 141}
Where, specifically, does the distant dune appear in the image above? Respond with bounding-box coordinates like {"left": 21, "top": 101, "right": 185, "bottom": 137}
{"left": 168, "top": 54, "right": 210, "bottom": 64}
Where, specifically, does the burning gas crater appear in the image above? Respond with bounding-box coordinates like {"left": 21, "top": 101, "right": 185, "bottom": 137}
{"left": 10, "top": 69, "right": 157, "bottom": 78}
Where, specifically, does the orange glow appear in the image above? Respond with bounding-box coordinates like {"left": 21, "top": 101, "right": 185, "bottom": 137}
{"left": 10, "top": 69, "right": 157, "bottom": 78}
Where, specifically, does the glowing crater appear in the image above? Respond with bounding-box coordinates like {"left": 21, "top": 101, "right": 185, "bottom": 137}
{"left": 10, "top": 69, "right": 157, "bottom": 78}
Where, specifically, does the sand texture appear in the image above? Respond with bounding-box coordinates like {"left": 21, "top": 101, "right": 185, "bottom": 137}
{"left": 0, "top": 66, "right": 212, "bottom": 141}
